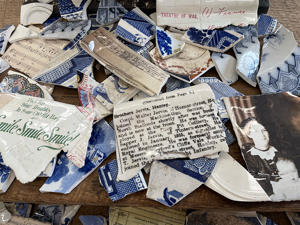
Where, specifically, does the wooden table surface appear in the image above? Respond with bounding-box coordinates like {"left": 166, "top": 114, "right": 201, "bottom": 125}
{"left": 0, "top": 0, "right": 300, "bottom": 212}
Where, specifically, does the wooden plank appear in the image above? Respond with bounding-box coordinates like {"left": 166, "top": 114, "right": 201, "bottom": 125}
{"left": 0, "top": 0, "right": 299, "bottom": 212}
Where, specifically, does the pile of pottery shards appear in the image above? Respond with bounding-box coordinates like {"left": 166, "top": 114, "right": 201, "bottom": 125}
{"left": 0, "top": 0, "right": 298, "bottom": 211}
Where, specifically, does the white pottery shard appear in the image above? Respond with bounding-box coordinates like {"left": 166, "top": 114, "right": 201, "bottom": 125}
{"left": 20, "top": 3, "right": 53, "bottom": 26}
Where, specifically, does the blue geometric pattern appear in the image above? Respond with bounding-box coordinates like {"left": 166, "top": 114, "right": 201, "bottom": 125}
{"left": 258, "top": 48, "right": 300, "bottom": 96}
{"left": 161, "top": 157, "right": 217, "bottom": 183}
{"left": 40, "top": 120, "right": 116, "bottom": 194}
{"left": 96, "top": 0, "right": 127, "bottom": 26}
{"left": 58, "top": 0, "right": 91, "bottom": 21}
{"left": 98, "top": 159, "right": 147, "bottom": 201}
{"left": 257, "top": 14, "right": 277, "bottom": 37}
{"left": 185, "top": 27, "right": 241, "bottom": 52}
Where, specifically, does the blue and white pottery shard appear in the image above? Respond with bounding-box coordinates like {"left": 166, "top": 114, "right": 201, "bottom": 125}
{"left": 118, "top": 38, "right": 154, "bottom": 60}
{"left": 257, "top": 25, "right": 300, "bottom": 96}
{"left": 58, "top": 0, "right": 92, "bottom": 21}
{"left": 61, "top": 205, "right": 81, "bottom": 225}
{"left": 98, "top": 159, "right": 147, "bottom": 201}
{"left": 0, "top": 58, "right": 9, "bottom": 73}
{"left": 4, "top": 203, "right": 32, "bottom": 217}
{"left": 34, "top": 45, "right": 94, "bottom": 88}
{"left": 226, "top": 25, "right": 260, "bottom": 87}
{"left": 165, "top": 76, "right": 190, "bottom": 92}
{"left": 146, "top": 161, "right": 202, "bottom": 207}
{"left": 39, "top": 119, "right": 116, "bottom": 194}
{"left": 183, "top": 28, "right": 243, "bottom": 53}
{"left": 194, "top": 77, "right": 243, "bottom": 119}
{"left": 0, "top": 154, "right": 15, "bottom": 193}
{"left": 0, "top": 25, "right": 15, "bottom": 55}
{"left": 257, "top": 14, "right": 278, "bottom": 37}
{"left": 211, "top": 53, "right": 239, "bottom": 85}
{"left": 31, "top": 205, "right": 64, "bottom": 225}
{"left": 156, "top": 27, "right": 185, "bottom": 59}
{"left": 40, "top": 19, "right": 91, "bottom": 41}
{"left": 39, "top": 157, "right": 56, "bottom": 177}
{"left": 96, "top": 0, "right": 127, "bottom": 26}
{"left": 115, "top": 7, "right": 156, "bottom": 47}
{"left": 79, "top": 215, "right": 107, "bottom": 225}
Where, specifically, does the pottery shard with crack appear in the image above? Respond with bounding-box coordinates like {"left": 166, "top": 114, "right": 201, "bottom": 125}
{"left": 257, "top": 14, "right": 277, "bottom": 37}
{"left": 58, "top": 0, "right": 92, "bottom": 21}
{"left": 211, "top": 53, "right": 238, "bottom": 85}
{"left": 226, "top": 25, "right": 260, "bottom": 87}
{"left": 40, "top": 19, "right": 91, "bottom": 40}
{"left": 156, "top": 27, "right": 185, "bottom": 59}
{"left": 149, "top": 43, "right": 212, "bottom": 77}
{"left": 96, "top": 0, "right": 127, "bottom": 26}
{"left": 9, "top": 25, "right": 40, "bottom": 43}
{"left": 0, "top": 25, "right": 15, "bottom": 55}
{"left": 20, "top": 2, "right": 53, "bottom": 26}
{"left": 182, "top": 28, "right": 244, "bottom": 53}
{"left": 257, "top": 25, "right": 300, "bottom": 96}
{"left": 115, "top": 7, "right": 156, "bottom": 47}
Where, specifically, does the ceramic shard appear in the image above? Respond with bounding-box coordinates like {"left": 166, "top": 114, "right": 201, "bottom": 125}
{"left": 109, "top": 207, "right": 186, "bottom": 225}
{"left": 165, "top": 77, "right": 190, "bottom": 92}
{"left": 40, "top": 119, "right": 115, "bottom": 194}
{"left": 0, "top": 93, "right": 93, "bottom": 183}
{"left": 3, "top": 38, "right": 68, "bottom": 78}
{"left": 226, "top": 25, "right": 260, "bottom": 87}
{"left": 205, "top": 152, "right": 271, "bottom": 202}
{"left": 31, "top": 205, "right": 63, "bottom": 225}
{"left": 146, "top": 161, "right": 202, "bottom": 207}
{"left": 34, "top": 45, "right": 94, "bottom": 88}
{"left": 78, "top": 72, "right": 139, "bottom": 122}
{"left": 257, "top": 25, "right": 300, "bottom": 96}
{"left": 98, "top": 159, "right": 147, "bottom": 201}
{"left": 118, "top": 38, "right": 154, "bottom": 61}
{"left": 114, "top": 84, "right": 228, "bottom": 181}
{"left": 156, "top": 0, "right": 259, "bottom": 30}
{"left": 0, "top": 71, "right": 53, "bottom": 100}
{"left": 286, "top": 212, "right": 300, "bottom": 225}
{"left": 79, "top": 216, "right": 107, "bottom": 225}
{"left": 4, "top": 203, "right": 32, "bottom": 217}
{"left": 193, "top": 77, "right": 243, "bottom": 119}
{"left": 156, "top": 27, "right": 185, "bottom": 59}
{"left": 58, "top": 0, "right": 92, "bottom": 21}
{"left": 183, "top": 28, "right": 243, "bottom": 53}
{"left": 149, "top": 42, "right": 213, "bottom": 79}
{"left": 80, "top": 27, "right": 170, "bottom": 96}
{"left": 20, "top": 2, "right": 53, "bottom": 26}
{"left": 40, "top": 19, "right": 91, "bottom": 41}
{"left": 0, "top": 154, "right": 15, "bottom": 193}
{"left": 0, "top": 58, "right": 9, "bottom": 74}
{"left": 224, "top": 92, "right": 300, "bottom": 201}
{"left": 8, "top": 25, "right": 40, "bottom": 43}
{"left": 211, "top": 53, "right": 239, "bottom": 85}
{"left": 115, "top": 7, "right": 156, "bottom": 47}
{"left": 0, "top": 25, "right": 15, "bottom": 55}
{"left": 257, "top": 14, "right": 277, "bottom": 37}
{"left": 96, "top": 0, "right": 127, "bottom": 26}
{"left": 61, "top": 205, "right": 81, "bottom": 225}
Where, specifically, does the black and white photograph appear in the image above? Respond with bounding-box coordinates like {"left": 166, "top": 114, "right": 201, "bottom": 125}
{"left": 225, "top": 92, "right": 300, "bottom": 201}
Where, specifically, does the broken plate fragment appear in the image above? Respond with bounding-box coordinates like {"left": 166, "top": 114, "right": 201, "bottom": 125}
{"left": 257, "top": 25, "right": 300, "bottom": 96}
{"left": 40, "top": 119, "right": 116, "bottom": 194}
{"left": 115, "top": 7, "right": 156, "bottom": 47}
{"left": 34, "top": 45, "right": 94, "bottom": 88}
{"left": 78, "top": 72, "right": 139, "bottom": 122}
{"left": 257, "top": 14, "right": 277, "bottom": 37}
{"left": 8, "top": 25, "right": 40, "bottom": 43}
{"left": 205, "top": 152, "right": 271, "bottom": 202}
{"left": 0, "top": 71, "right": 53, "bottom": 100}
{"left": 211, "top": 53, "right": 239, "bottom": 85}
{"left": 58, "top": 0, "right": 92, "bottom": 21}
{"left": 146, "top": 161, "right": 202, "bottom": 207}
{"left": 0, "top": 58, "right": 10, "bottom": 74}
{"left": 165, "top": 76, "right": 190, "bottom": 92}
{"left": 20, "top": 2, "right": 53, "bottom": 26}
{"left": 0, "top": 154, "right": 15, "bottom": 193}
{"left": 98, "top": 159, "right": 147, "bottom": 201}
{"left": 156, "top": 27, "right": 185, "bottom": 59}
{"left": 226, "top": 25, "right": 260, "bottom": 87}
{"left": 40, "top": 19, "right": 91, "bottom": 41}
{"left": 96, "top": 0, "right": 127, "bottom": 26}
{"left": 118, "top": 38, "right": 154, "bottom": 61}
{"left": 0, "top": 25, "right": 15, "bottom": 55}
{"left": 114, "top": 84, "right": 228, "bottom": 181}
{"left": 149, "top": 41, "right": 212, "bottom": 78}
{"left": 183, "top": 28, "right": 243, "bottom": 53}
{"left": 80, "top": 27, "right": 170, "bottom": 96}
{"left": 0, "top": 93, "right": 93, "bottom": 183}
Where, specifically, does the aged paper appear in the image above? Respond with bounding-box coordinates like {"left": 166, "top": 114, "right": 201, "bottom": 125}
{"left": 114, "top": 84, "right": 228, "bottom": 181}
{"left": 3, "top": 38, "right": 68, "bottom": 78}
{"left": 109, "top": 207, "right": 186, "bottom": 225}
{"left": 157, "top": 0, "right": 259, "bottom": 30}
{"left": 80, "top": 27, "right": 170, "bottom": 96}
{"left": 0, "top": 93, "right": 93, "bottom": 183}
